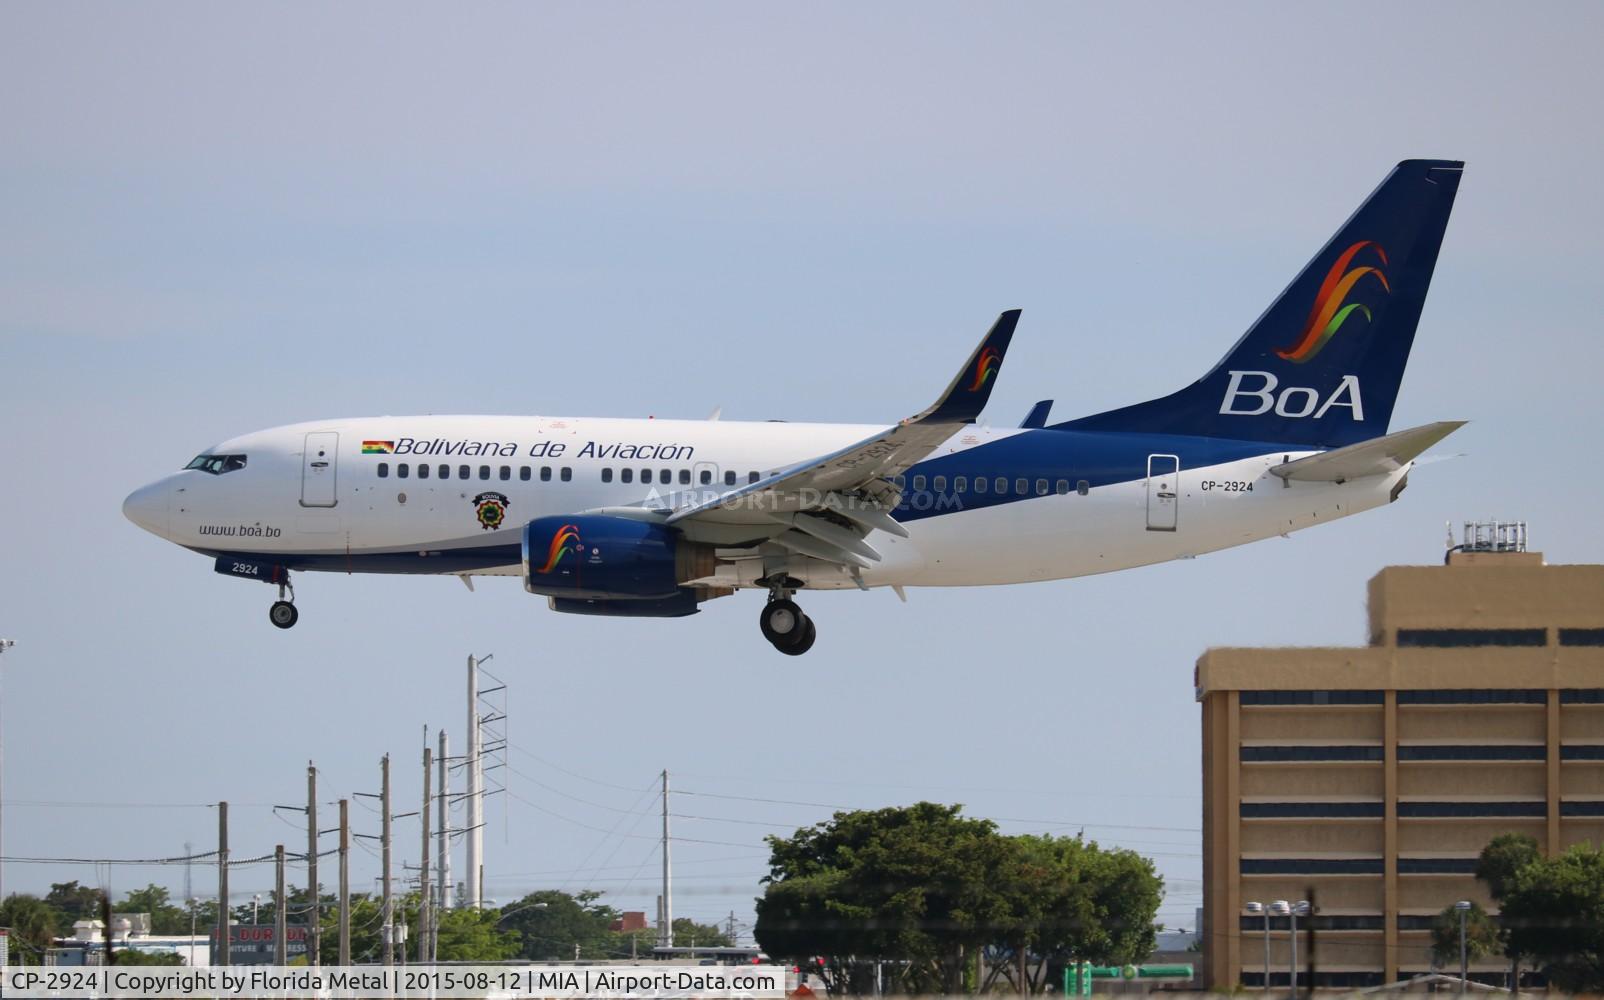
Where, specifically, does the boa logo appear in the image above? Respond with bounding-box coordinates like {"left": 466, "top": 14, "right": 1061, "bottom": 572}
{"left": 967, "top": 346, "right": 1001, "bottom": 392}
{"left": 1219, "top": 371, "right": 1364, "bottom": 420}
{"left": 1277, "top": 240, "right": 1389, "bottom": 364}
{"left": 536, "top": 523, "right": 581, "bottom": 574}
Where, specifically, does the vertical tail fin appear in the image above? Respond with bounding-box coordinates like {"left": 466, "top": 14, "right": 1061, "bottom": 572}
{"left": 1058, "top": 159, "right": 1463, "bottom": 447}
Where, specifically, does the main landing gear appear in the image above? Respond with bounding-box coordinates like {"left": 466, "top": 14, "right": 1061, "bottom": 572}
{"left": 760, "top": 581, "right": 816, "bottom": 655}
{"left": 269, "top": 576, "right": 299, "bottom": 630}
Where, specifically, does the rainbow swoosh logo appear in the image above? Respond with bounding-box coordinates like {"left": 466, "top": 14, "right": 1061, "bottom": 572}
{"left": 1277, "top": 240, "right": 1390, "bottom": 364}
{"left": 536, "top": 523, "right": 581, "bottom": 574}
{"left": 968, "top": 346, "right": 1001, "bottom": 391}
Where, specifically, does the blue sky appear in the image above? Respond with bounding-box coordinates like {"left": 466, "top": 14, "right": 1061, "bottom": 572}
{"left": 3, "top": 2, "right": 1602, "bottom": 939}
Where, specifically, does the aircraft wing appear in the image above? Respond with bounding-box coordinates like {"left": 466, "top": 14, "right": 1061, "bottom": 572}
{"left": 1270, "top": 420, "right": 1466, "bottom": 483}
{"left": 664, "top": 310, "right": 1020, "bottom": 561}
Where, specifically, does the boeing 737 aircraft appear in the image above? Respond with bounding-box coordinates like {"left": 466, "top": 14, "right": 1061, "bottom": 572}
{"left": 125, "top": 160, "right": 1465, "bottom": 654}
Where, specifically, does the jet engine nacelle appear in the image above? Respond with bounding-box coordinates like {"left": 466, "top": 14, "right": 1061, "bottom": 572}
{"left": 522, "top": 515, "right": 715, "bottom": 600}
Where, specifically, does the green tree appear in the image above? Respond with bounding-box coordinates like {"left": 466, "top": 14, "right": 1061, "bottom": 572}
{"left": 499, "top": 890, "right": 618, "bottom": 961}
{"left": 0, "top": 894, "right": 61, "bottom": 965}
{"left": 111, "top": 950, "right": 185, "bottom": 966}
{"left": 1474, "top": 833, "right": 1542, "bottom": 989}
{"left": 757, "top": 803, "right": 1029, "bottom": 995}
{"left": 1499, "top": 844, "right": 1604, "bottom": 993}
{"left": 1429, "top": 901, "right": 1500, "bottom": 971}
{"left": 117, "top": 884, "right": 192, "bottom": 935}
{"left": 436, "top": 907, "right": 520, "bottom": 961}
{"left": 44, "top": 881, "right": 103, "bottom": 923}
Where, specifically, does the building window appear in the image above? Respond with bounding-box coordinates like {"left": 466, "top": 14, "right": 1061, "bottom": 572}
{"left": 1240, "top": 690, "right": 1384, "bottom": 706}
{"left": 1241, "top": 745, "right": 1383, "bottom": 762}
{"left": 1561, "top": 745, "right": 1604, "bottom": 761}
{"left": 1240, "top": 801, "right": 1383, "bottom": 818}
{"left": 1397, "top": 745, "right": 1545, "bottom": 761}
{"left": 377, "top": 463, "right": 389, "bottom": 478}
{"left": 1560, "top": 628, "right": 1604, "bottom": 646}
{"left": 1398, "top": 689, "right": 1546, "bottom": 705}
{"left": 1397, "top": 857, "right": 1481, "bottom": 874}
{"left": 1398, "top": 801, "right": 1545, "bottom": 818}
{"left": 1562, "top": 689, "right": 1604, "bottom": 704}
{"left": 1241, "top": 914, "right": 1383, "bottom": 932}
{"left": 1561, "top": 801, "right": 1604, "bottom": 817}
{"left": 1397, "top": 628, "right": 1546, "bottom": 647}
{"left": 1240, "top": 858, "right": 1383, "bottom": 875}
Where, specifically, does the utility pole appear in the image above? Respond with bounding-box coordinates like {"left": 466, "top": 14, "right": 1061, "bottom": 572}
{"left": 0, "top": 638, "right": 14, "bottom": 907}
{"left": 217, "top": 801, "right": 230, "bottom": 967}
{"left": 466, "top": 655, "right": 482, "bottom": 909}
{"left": 420, "top": 743, "right": 432, "bottom": 964}
{"left": 381, "top": 753, "right": 394, "bottom": 967}
{"left": 338, "top": 799, "right": 350, "bottom": 966}
{"left": 437, "top": 730, "right": 451, "bottom": 916}
{"left": 274, "top": 845, "right": 287, "bottom": 965}
{"left": 660, "top": 769, "right": 672, "bottom": 948}
{"left": 308, "top": 762, "right": 320, "bottom": 967}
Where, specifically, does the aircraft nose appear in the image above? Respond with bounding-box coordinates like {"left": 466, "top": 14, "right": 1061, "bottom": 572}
{"left": 122, "top": 479, "right": 171, "bottom": 537}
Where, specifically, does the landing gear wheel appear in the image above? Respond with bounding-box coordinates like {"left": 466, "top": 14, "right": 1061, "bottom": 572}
{"left": 269, "top": 600, "right": 299, "bottom": 629}
{"left": 760, "top": 598, "right": 806, "bottom": 647}
{"left": 777, "top": 616, "right": 816, "bottom": 656}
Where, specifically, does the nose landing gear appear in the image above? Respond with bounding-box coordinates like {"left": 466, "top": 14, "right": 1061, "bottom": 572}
{"left": 759, "top": 580, "right": 816, "bottom": 655}
{"left": 269, "top": 577, "right": 299, "bottom": 630}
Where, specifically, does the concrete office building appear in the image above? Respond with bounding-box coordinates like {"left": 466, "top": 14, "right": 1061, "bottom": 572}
{"left": 1198, "top": 526, "right": 1604, "bottom": 989}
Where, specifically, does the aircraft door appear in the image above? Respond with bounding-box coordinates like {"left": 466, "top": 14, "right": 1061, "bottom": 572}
{"left": 301, "top": 432, "right": 340, "bottom": 507}
{"left": 1145, "top": 453, "right": 1178, "bottom": 532}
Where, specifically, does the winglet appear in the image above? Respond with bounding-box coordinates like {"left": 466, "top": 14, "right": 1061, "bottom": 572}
{"left": 914, "top": 309, "right": 1021, "bottom": 425}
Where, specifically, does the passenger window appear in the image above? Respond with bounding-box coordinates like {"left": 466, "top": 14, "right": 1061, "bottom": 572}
{"left": 725, "top": 470, "right": 737, "bottom": 486}
{"left": 700, "top": 470, "right": 712, "bottom": 485}
{"left": 499, "top": 466, "right": 511, "bottom": 481}
{"left": 1056, "top": 479, "right": 1070, "bottom": 494}
{"left": 540, "top": 466, "right": 551, "bottom": 482}
{"left": 476, "top": 465, "right": 488, "bottom": 480}
{"left": 893, "top": 475, "right": 906, "bottom": 489}
{"left": 973, "top": 476, "right": 986, "bottom": 494}
{"left": 661, "top": 468, "right": 671, "bottom": 483}
{"left": 622, "top": 468, "right": 634, "bottom": 483}
{"left": 520, "top": 466, "right": 531, "bottom": 481}
{"left": 642, "top": 469, "right": 653, "bottom": 484}
{"left": 459, "top": 465, "right": 470, "bottom": 480}
{"left": 749, "top": 471, "right": 760, "bottom": 483}
{"left": 601, "top": 468, "right": 613, "bottom": 483}
{"left": 912, "top": 475, "right": 926, "bottom": 491}
{"left": 398, "top": 463, "right": 410, "bottom": 479}
{"left": 955, "top": 476, "right": 967, "bottom": 493}
{"left": 1036, "top": 478, "right": 1048, "bottom": 496}
{"left": 561, "top": 467, "right": 572, "bottom": 482}
{"left": 1077, "top": 479, "right": 1090, "bottom": 496}
{"left": 933, "top": 475, "right": 947, "bottom": 493}
{"left": 417, "top": 463, "right": 430, "bottom": 479}
{"left": 1015, "top": 478, "right": 1028, "bottom": 495}
{"left": 378, "top": 463, "right": 389, "bottom": 478}
{"left": 995, "top": 476, "right": 1008, "bottom": 494}
{"left": 438, "top": 465, "right": 449, "bottom": 479}
{"left": 679, "top": 469, "right": 691, "bottom": 485}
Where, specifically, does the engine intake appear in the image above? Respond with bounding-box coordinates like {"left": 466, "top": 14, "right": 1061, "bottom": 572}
{"left": 522, "top": 515, "right": 714, "bottom": 600}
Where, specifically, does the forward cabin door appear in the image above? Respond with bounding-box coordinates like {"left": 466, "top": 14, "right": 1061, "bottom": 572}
{"left": 301, "top": 432, "right": 340, "bottom": 507}
{"left": 1145, "top": 453, "right": 1178, "bottom": 531}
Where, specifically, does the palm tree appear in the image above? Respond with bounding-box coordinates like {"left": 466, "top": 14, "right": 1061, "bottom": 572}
{"left": 0, "top": 894, "right": 62, "bottom": 965}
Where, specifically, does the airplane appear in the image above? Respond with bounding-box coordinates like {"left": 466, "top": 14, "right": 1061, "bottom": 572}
{"left": 124, "top": 159, "right": 1466, "bottom": 655}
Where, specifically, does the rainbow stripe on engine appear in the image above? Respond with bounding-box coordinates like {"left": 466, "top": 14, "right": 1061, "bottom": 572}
{"left": 536, "top": 523, "right": 581, "bottom": 574}
{"left": 1276, "top": 240, "right": 1390, "bottom": 363}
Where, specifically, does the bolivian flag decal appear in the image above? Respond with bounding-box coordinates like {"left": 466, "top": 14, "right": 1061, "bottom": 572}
{"left": 362, "top": 440, "right": 395, "bottom": 454}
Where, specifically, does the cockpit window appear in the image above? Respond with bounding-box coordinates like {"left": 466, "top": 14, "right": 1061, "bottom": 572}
{"left": 184, "top": 454, "right": 247, "bottom": 475}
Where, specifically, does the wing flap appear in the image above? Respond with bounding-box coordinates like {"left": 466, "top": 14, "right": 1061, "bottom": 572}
{"left": 1270, "top": 421, "right": 1466, "bottom": 483}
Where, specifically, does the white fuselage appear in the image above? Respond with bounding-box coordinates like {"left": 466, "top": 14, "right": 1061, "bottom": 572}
{"left": 122, "top": 414, "right": 1406, "bottom": 591}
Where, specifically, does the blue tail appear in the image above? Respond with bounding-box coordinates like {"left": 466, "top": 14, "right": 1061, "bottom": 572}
{"left": 1057, "top": 159, "right": 1463, "bottom": 448}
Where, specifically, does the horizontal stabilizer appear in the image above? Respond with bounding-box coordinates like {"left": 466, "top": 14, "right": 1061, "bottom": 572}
{"left": 1271, "top": 421, "right": 1466, "bottom": 483}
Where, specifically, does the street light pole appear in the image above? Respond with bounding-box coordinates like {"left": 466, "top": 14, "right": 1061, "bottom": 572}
{"left": 0, "top": 638, "right": 14, "bottom": 906}
{"left": 1456, "top": 900, "right": 1472, "bottom": 995}
{"left": 1245, "top": 902, "right": 1270, "bottom": 991}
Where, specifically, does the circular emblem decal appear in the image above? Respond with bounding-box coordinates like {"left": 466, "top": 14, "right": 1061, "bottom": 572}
{"left": 471, "top": 491, "right": 510, "bottom": 531}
